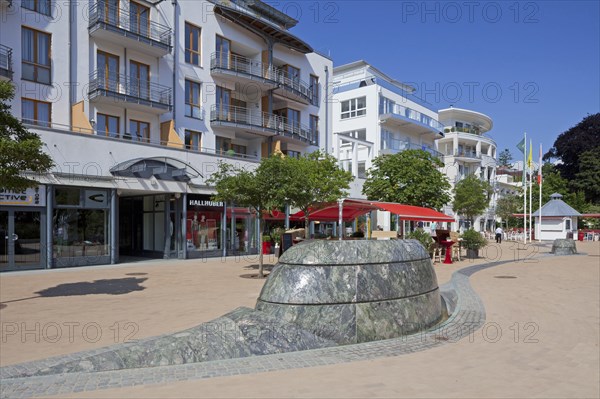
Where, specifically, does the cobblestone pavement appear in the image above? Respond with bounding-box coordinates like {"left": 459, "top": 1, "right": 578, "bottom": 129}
{"left": 0, "top": 257, "right": 496, "bottom": 398}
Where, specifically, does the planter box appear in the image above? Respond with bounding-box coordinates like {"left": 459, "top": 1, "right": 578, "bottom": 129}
{"left": 262, "top": 242, "right": 272, "bottom": 255}
{"left": 466, "top": 248, "right": 479, "bottom": 259}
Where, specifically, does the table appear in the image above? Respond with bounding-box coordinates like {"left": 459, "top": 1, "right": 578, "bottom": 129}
{"left": 440, "top": 240, "right": 455, "bottom": 264}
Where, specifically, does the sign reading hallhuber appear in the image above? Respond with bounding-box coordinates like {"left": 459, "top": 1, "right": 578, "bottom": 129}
{"left": 188, "top": 195, "right": 224, "bottom": 208}
{"left": 0, "top": 186, "right": 46, "bottom": 207}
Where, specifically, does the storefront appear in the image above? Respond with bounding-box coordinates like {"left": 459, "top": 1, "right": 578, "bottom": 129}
{"left": 186, "top": 194, "right": 259, "bottom": 258}
{"left": 1, "top": 186, "right": 47, "bottom": 271}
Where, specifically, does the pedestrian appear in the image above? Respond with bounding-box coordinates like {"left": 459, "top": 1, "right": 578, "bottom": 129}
{"left": 495, "top": 226, "right": 504, "bottom": 243}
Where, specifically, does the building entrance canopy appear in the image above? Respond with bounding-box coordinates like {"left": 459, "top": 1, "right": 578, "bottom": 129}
{"left": 109, "top": 157, "right": 201, "bottom": 182}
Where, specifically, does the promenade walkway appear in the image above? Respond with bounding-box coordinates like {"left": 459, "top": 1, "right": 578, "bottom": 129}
{"left": 1, "top": 240, "right": 598, "bottom": 398}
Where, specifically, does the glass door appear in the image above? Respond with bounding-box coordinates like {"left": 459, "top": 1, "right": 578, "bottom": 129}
{"left": 0, "top": 208, "right": 44, "bottom": 271}
{"left": 129, "top": 60, "right": 150, "bottom": 100}
{"left": 97, "top": 51, "right": 119, "bottom": 92}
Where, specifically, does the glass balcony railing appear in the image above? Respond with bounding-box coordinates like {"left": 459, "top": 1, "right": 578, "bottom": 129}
{"left": 452, "top": 149, "right": 481, "bottom": 159}
{"left": 210, "top": 52, "right": 278, "bottom": 81}
{"left": 210, "top": 105, "right": 317, "bottom": 144}
{"left": 0, "top": 44, "right": 13, "bottom": 80}
{"left": 88, "top": 70, "right": 172, "bottom": 109}
{"left": 380, "top": 102, "right": 444, "bottom": 132}
{"left": 88, "top": 2, "right": 172, "bottom": 50}
{"left": 380, "top": 136, "right": 443, "bottom": 159}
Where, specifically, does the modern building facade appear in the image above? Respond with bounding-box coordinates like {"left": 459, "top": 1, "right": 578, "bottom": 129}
{"left": 435, "top": 107, "right": 498, "bottom": 231}
{"left": 0, "top": 0, "right": 332, "bottom": 271}
{"left": 331, "top": 61, "right": 444, "bottom": 201}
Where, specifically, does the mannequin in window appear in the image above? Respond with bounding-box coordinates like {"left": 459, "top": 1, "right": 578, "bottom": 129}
{"left": 199, "top": 214, "right": 208, "bottom": 250}
{"left": 192, "top": 214, "right": 200, "bottom": 248}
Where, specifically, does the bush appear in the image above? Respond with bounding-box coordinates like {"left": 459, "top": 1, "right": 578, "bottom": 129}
{"left": 406, "top": 229, "right": 433, "bottom": 250}
{"left": 262, "top": 235, "right": 271, "bottom": 242}
{"left": 461, "top": 229, "right": 487, "bottom": 250}
{"left": 351, "top": 231, "right": 364, "bottom": 238}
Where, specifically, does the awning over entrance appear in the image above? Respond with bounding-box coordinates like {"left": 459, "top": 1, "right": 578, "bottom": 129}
{"left": 291, "top": 201, "right": 380, "bottom": 222}
{"left": 110, "top": 157, "right": 201, "bottom": 182}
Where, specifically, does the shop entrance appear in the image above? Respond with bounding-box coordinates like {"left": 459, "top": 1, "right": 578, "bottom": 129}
{"left": 0, "top": 208, "right": 45, "bottom": 271}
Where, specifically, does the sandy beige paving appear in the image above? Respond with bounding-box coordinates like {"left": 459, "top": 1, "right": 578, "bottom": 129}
{"left": 1, "top": 240, "right": 599, "bottom": 398}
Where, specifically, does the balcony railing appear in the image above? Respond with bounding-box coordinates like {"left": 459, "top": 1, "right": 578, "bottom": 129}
{"left": 444, "top": 126, "right": 482, "bottom": 135}
{"left": 88, "top": 2, "right": 172, "bottom": 50}
{"left": 380, "top": 137, "right": 443, "bottom": 159}
{"left": 210, "top": 52, "right": 278, "bottom": 81}
{"left": 89, "top": 70, "right": 172, "bottom": 109}
{"left": 0, "top": 44, "right": 13, "bottom": 80}
{"left": 381, "top": 103, "right": 444, "bottom": 132}
{"left": 274, "top": 71, "right": 313, "bottom": 103}
{"left": 210, "top": 105, "right": 317, "bottom": 144}
{"left": 452, "top": 149, "right": 481, "bottom": 159}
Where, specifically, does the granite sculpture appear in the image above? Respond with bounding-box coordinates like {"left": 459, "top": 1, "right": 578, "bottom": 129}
{"left": 550, "top": 239, "right": 577, "bottom": 255}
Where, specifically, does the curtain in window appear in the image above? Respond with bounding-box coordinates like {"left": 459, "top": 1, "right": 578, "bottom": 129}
{"left": 21, "top": 99, "right": 35, "bottom": 123}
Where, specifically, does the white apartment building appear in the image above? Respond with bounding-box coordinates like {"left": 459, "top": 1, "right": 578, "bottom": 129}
{"left": 435, "top": 107, "right": 498, "bottom": 232}
{"left": 0, "top": 0, "right": 332, "bottom": 271}
{"left": 332, "top": 61, "right": 445, "bottom": 199}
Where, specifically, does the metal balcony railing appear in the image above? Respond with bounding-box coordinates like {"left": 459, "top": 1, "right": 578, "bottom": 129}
{"left": 274, "top": 70, "right": 313, "bottom": 102}
{"left": 453, "top": 149, "right": 481, "bottom": 159}
{"left": 89, "top": 70, "right": 172, "bottom": 109}
{"left": 0, "top": 44, "right": 13, "bottom": 79}
{"left": 210, "top": 52, "right": 278, "bottom": 81}
{"left": 210, "top": 105, "right": 315, "bottom": 143}
{"left": 88, "top": 2, "right": 172, "bottom": 49}
{"left": 381, "top": 103, "right": 444, "bottom": 132}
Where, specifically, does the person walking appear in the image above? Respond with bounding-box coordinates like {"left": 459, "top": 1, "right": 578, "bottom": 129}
{"left": 495, "top": 226, "right": 504, "bottom": 243}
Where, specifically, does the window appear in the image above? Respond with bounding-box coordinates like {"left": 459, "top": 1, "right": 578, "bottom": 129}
{"left": 215, "top": 35, "right": 231, "bottom": 68}
{"left": 130, "top": 60, "right": 150, "bottom": 100}
{"left": 129, "top": 1, "right": 149, "bottom": 37}
{"left": 96, "top": 113, "right": 119, "bottom": 138}
{"left": 275, "top": 108, "right": 300, "bottom": 134}
{"left": 283, "top": 150, "right": 301, "bottom": 159}
{"left": 185, "top": 80, "right": 201, "bottom": 119}
{"left": 22, "top": 98, "right": 51, "bottom": 126}
{"left": 22, "top": 0, "right": 51, "bottom": 16}
{"left": 565, "top": 219, "right": 571, "bottom": 231}
{"left": 216, "top": 137, "right": 246, "bottom": 156}
{"left": 379, "top": 96, "right": 395, "bottom": 114}
{"left": 358, "top": 161, "right": 367, "bottom": 179}
{"left": 129, "top": 120, "right": 150, "bottom": 142}
{"left": 22, "top": 27, "right": 51, "bottom": 84}
{"left": 282, "top": 65, "right": 300, "bottom": 83}
{"left": 97, "top": 51, "right": 119, "bottom": 91}
{"left": 185, "top": 130, "right": 201, "bottom": 151}
{"left": 309, "top": 114, "right": 319, "bottom": 144}
{"left": 185, "top": 23, "right": 201, "bottom": 65}
{"left": 310, "top": 74, "right": 319, "bottom": 105}
{"left": 342, "top": 129, "right": 367, "bottom": 141}
{"left": 341, "top": 96, "right": 366, "bottom": 119}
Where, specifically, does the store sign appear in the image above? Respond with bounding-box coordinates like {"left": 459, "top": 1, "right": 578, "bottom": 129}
{"left": 0, "top": 186, "right": 46, "bottom": 207}
{"left": 188, "top": 195, "right": 223, "bottom": 208}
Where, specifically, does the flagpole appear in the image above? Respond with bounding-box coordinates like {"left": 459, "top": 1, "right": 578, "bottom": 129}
{"left": 539, "top": 143, "right": 543, "bottom": 242}
{"left": 523, "top": 133, "right": 527, "bottom": 244}
{"left": 529, "top": 139, "right": 533, "bottom": 243}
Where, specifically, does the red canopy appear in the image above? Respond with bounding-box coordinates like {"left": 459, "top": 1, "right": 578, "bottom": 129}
{"left": 289, "top": 199, "right": 454, "bottom": 223}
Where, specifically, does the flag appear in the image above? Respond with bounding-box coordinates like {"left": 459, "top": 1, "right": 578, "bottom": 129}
{"left": 527, "top": 140, "right": 533, "bottom": 175}
{"left": 516, "top": 138, "right": 525, "bottom": 154}
{"left": 537, "top": 143, "right": 543, "bottom": 185}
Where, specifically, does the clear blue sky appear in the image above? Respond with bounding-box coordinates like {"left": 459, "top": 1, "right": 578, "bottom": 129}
{"left": 286, "top": 0, "right": 600, "bottom": 159}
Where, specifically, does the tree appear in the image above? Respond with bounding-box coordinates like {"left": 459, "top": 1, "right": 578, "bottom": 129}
{"left": 498, "top": 148, "right": 513, "bottom": 168}
{"left": 495, "top": 194, "right": 522, "bottom": 229}
{"left": 284, "top": 151, "right": 353, "bottom": 239}
{"left": 362, "top": 150, "right": 451, "bottom": 210}
{"left": 0, "top": 81, "right": 53, "bottom": 190}
{"left": 530, "top": 163, "right": 570, "bottom": 207}
{"left": 571, "top": 147, "right": 600, "bottom": 204}
{"left": 207, "top": 157, "right": 288, "bottom": 277}
{"left": 452, "top": 175, "right": 492, "bottom": 225}
{"left": 544, "top": 113, "right": 600, "bottom": 184}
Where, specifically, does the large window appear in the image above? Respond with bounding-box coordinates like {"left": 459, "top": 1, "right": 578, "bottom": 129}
{"left": 309, "top": 114, "right": 319, "bottom": 144}
{"left": 185, "top": 80, "right": 201, "bottom": 119}
{"left": 215, "top": 35, "right": 230, "bottom": 68}
{"left": 185, "top": 22, "right": 201, "bottom": 65}
{"left": 129, "top": 120, "right": 150, "bottom": 142}
{"left": 379, "top": 96, "right": 395, "bottom": 114}
{"left": 97, "top": 50, "right": 119, "bottom": 91}
{"left": 342, "top": 129, "right": 367, "bottom": 141}
{"left": 22, "top": 0, "right": 51, "bottom": 16}
{"left": 97, "top": 113, "right": 119, "bottom": 138}
{"left": 129, "top": 60, "right": 150, "bottom": 100}
{"left": 129, "top": 1, "right": 149, "bottom": 36}
{"left": 282, "top": 64, "right": 300, "bottom": 84}
{"left": 341, "top": 96, "right": 366, "bottom": 119}
{"left": 185, "top": 130, "right": 201, "bottom": 151}
{"left": 22, "top": 98, "right": 51, "bottom": 126}
{"left": 22, "top": 27, "right": 51, "bottom": 84}
{"left": 310, "top": 74, "right": 319, "bottom": 105}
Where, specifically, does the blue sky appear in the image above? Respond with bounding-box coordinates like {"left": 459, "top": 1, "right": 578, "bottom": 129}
{"left": 286, "top": 0, "right": 600, "bottom": 159}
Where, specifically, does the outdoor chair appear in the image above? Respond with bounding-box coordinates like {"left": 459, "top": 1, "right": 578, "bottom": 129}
{"left": 449, "top": 231, "right": 462, "bottom": 261}
{"left": 429, "top": 242, "right": 442, "bottom": 263}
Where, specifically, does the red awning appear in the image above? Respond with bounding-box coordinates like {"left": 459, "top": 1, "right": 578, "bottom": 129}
{"left": 289, "top": 199, "right": 454, "bottom": 223}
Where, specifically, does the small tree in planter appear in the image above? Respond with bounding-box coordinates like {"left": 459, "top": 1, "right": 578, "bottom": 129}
{"left": 405, "top": 229, "right": 433, "bottom": 251}
{"left": 461, "top": 229, "right": 487, "bottom": 259}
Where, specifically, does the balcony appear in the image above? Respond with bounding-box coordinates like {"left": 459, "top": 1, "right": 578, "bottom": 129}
{"left": 210, "top": 105, "right": 317, "bottom": 145}
{"left": 380, "top": 104, "right": 444, "bottom": 137}
{"left": 380, "top": 137, "right": 443, "bottom": 160}
{"left": 88, "top": 70, "right": 172, "bottom": 114}
{"left": 0, "top": 44, "right": 13, "bottom": 81}
{"left": 447, "top": 149, "right": 482, "bottom": 162}
{"left": 88, "top": 3, "right": 172, "bottom": 57}
{"left": 273, "top": 72, "right": 313, "bottom": 105}
{"left": 210, "top": 52, "right": 278, "bottom": 91}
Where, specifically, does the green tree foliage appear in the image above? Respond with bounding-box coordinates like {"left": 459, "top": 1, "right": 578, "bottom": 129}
{"left": 0, "top": 81, "right": 53, "bottom": 190}
{"left": 283, "top": 151, "right": 353, "bottom": 239}
{"left": 495, "top": 194, "right": 522, "bottom": 229}
{"left": 207, "top": 157, "right": 289, "bottom": 277}
{"left": 498, "top": 148, "right": 513, "bottom": 168}
{"left": 571, "top": 147, "right": 600, "bottom": 204}
{"left": 452, "top": 175, "right": 491, "bottom": 224}
{"left": 544, "top": 113, "right": 600, "bottom": 187}
{"left": 362, "top": 150, "right": 451, "bottom": 210}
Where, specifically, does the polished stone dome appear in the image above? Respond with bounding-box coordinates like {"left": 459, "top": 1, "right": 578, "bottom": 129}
{"left": 256, "top": 239, "right": 443, "bottom": 344}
